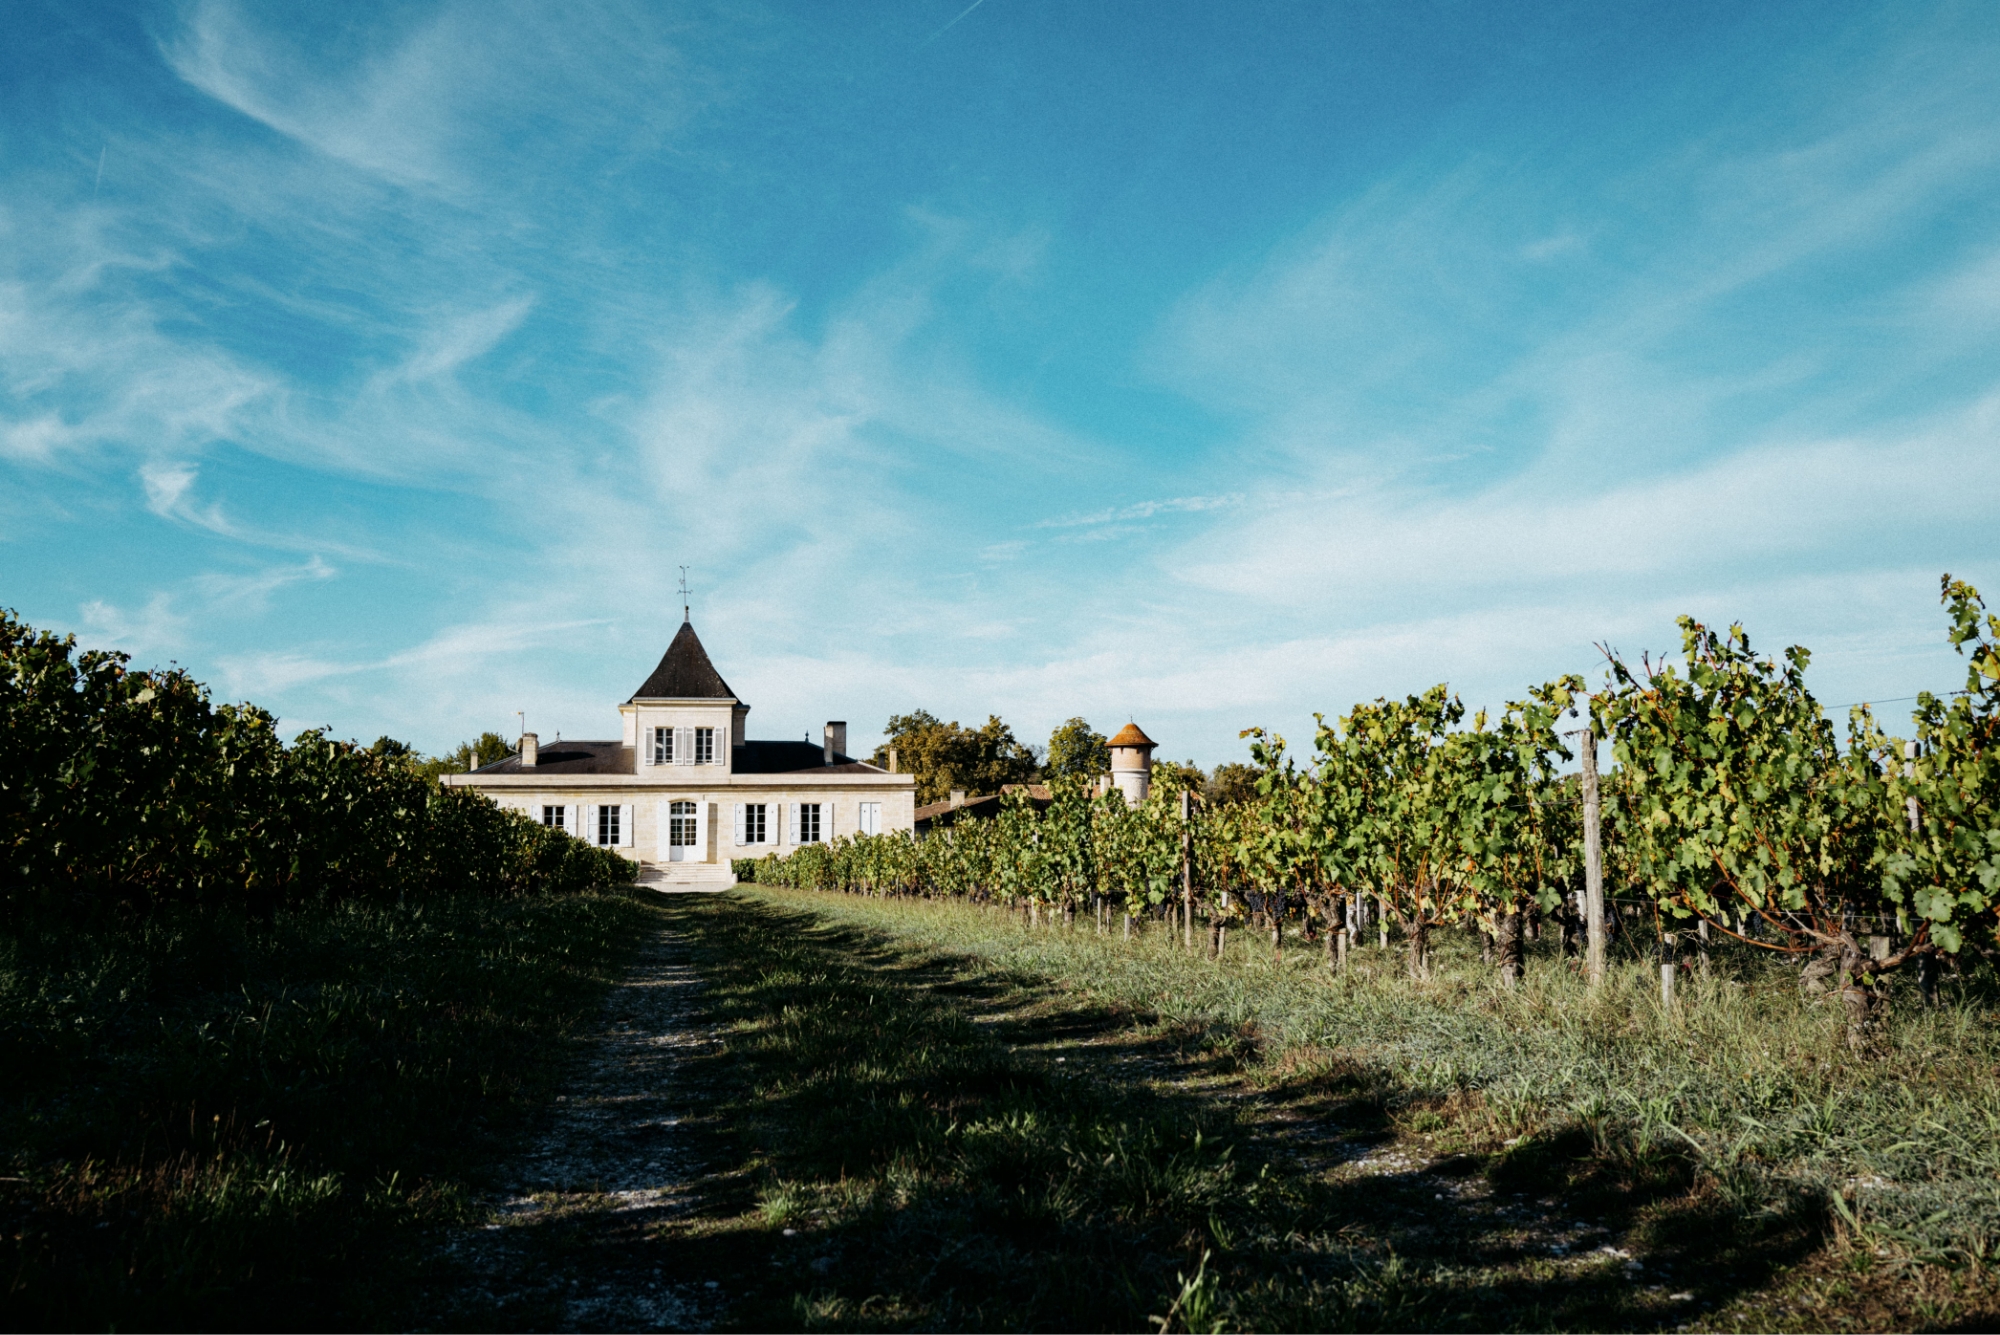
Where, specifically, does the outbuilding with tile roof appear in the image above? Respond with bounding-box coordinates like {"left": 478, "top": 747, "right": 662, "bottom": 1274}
{"left": 1107, "top": 721, "right": 1157, "bottom": 806}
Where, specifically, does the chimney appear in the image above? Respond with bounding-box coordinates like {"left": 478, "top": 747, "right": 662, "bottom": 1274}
{"left": 949, "top": 789, "right": 966, "bottom": 809}
{"left": 823, "top": 720, "right": 846, "bottom": 766}
{"left": 887, "top": 746, "right": 899, "bottom": 774}
{"left": 519, "top": 732, "right": 538, "bottom": 768}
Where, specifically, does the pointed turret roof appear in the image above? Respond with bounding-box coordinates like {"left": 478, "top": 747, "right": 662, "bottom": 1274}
{"left": 1108, "top": 722, "right": 1155, "bottom": 748}
{"left": 629, "top": 621, "right": 740, "bottom": 702}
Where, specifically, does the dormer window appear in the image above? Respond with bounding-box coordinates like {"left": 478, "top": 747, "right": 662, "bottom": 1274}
{"left": 649, "top": 724, "right": 717, "bottom": 766}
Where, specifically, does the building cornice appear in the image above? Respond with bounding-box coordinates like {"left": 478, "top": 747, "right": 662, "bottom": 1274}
{"left": 445, "top": 771, "right": 915, "bottom": 789}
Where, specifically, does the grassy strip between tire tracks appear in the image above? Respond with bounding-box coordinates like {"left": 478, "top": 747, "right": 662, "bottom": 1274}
{"left": 656, "top": 886, "right": 2000, "bottom": 1332}
{"left": 1, "top": 889, "right": 649, "bottom": 1330}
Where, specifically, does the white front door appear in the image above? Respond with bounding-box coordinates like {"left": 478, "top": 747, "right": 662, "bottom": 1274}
{"left": 668, "top": 800, "right": 696, "bottom": 861}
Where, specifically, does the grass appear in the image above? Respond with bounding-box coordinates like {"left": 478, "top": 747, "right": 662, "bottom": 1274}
{"left": 0, "top": 889, "right": 647, "bottom": 1330}
{"left": 645, "top": 887, "right": 2000, "bottom": 1332}
{"left": 11, "top": 885, "right": 1993, "bottom": 1329}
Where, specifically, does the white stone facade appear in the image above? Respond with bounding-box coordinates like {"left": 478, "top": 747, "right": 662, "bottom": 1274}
{"left": 444, "top": 621, "right": 916, "bottom": 888}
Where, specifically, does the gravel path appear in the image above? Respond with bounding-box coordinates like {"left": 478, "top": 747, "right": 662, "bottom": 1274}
{"left": 443, "top": 919, "right": 723, "bottom": 1331}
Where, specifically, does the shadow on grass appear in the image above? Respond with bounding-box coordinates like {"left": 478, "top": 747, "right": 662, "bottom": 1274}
{"left": 0, "top": 891, "right": 649, "bottom": 1332}
{"left": 642, "top": 891, "right": 1831, "bottom": 1333}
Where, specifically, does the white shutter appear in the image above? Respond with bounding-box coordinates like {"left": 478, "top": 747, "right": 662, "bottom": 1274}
{"left": 582, "top": 804, "right": 596, "bottom": 845}
{"left": 789, "top": 802, "right": 801, "bottom": 844}
{"left": 620, "top": 804, "right": 634, "bottom": 848}
{"left": 695, "top": 801, "right": 710, "bottom": 860}
{"left": 655, "top": 800, "right": 669, "bottom": 858}
{"left": 676, "top": 727, "right": 694, "bottom": 766}
{"left": 825, "top": 803, "right": 835, "bottom": 840}
{"left": 734, "top": 803, "right": 747, "bottom": 846}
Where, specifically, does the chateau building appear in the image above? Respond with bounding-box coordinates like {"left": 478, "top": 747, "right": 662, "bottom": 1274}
{"left": 445, "top": 618, "right": 916, "bottom": 888}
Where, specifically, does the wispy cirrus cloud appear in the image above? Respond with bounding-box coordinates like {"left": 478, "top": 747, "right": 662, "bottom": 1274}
{"left": 194, "top": 556, "right": 336, "bottom": 614}
{"left": 1037, "top": 495, "right": 1241, "bottom": 529}
{"left": 79, "top": 592, "right": 187, "bottom": 654}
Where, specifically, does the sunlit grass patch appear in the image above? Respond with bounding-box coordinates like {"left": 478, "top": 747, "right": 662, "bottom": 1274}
{"left": 682, "top": 885, "right": 2000, "bottom": 1331}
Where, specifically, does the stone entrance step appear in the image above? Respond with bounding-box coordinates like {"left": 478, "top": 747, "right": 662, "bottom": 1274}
{"left": 634, "top": 863, "right": 736, "bottom": 894}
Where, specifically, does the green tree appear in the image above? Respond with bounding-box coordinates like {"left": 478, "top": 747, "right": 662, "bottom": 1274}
{"left": 1205, "top": 762, "right": 1261, "bottom": 806}
{"left": 872, "top": 710, "right": 1038, "bottom": 805}
{"left": 1151, "top": 758, "right": 1206, "bottom": 797}
{"left": 1045, "top": 717, "right": 1109, "bottom": 781}
{"left": 411, "top": 732, "right": 513, "bottom": 788}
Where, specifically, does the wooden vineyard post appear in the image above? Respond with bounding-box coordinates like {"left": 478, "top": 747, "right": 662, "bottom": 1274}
{"left": 1660, "top": 931, "right": 1676, "bottom": 1007}
{"left": 1181, "top": 789, "right": 1195, "bottom": 953}
{"left": 1904, "top": 740, "right": 1922, "bottom": 835}
{"left": 1903, "top": 741, "right": 1941, "bottom": 1007}
{"left": 1581, "top": 723, "right": 1608, "bottom": 988}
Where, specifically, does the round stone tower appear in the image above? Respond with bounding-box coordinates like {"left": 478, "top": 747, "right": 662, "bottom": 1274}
{"left": 1106, "top": 721, "right": 1157, "bottom": 806}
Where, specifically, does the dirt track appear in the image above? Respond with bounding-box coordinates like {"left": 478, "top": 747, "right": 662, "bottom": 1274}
{"left": 441, "top": 920, "right": 724, "bottom": 1331}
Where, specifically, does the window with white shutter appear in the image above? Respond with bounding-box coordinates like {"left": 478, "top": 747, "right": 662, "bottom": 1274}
{"left": 651, "top": 726, "right": 673, "bottom": 765}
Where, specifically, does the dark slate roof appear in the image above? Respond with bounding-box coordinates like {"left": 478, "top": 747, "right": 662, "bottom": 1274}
{"left": 467, "top": 739, "right": 887, "bottom": 779}
{"left": 914, "top": 784, "right": 1054, "bottom": 831}
{"left": 629, "top": 621, "right": 740, "bottom": 702}
{"left": 474, "top": 741, "right": 635, "bottom": 776}
{"left": 914, "top": 793, "right": 1003, "bottom": 828}
{"left": 734, "top": 741, "right": 881, "bottom": 775}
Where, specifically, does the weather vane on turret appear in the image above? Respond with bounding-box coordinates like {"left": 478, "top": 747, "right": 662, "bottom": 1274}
{"left": 678, "top": 565, "right": 691, "bottom": 623}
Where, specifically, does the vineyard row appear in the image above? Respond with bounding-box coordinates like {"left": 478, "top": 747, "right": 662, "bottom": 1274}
{"left": 742, "top": 575, "right": 2000, "bottom": 1042}
{"left": 1, "top": 610, "right": 632, "bottom": 920}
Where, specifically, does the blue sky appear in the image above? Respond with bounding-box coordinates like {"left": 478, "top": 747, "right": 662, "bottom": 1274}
{"left": 4, "top": 0, "right": 1998, "bottom": 765}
